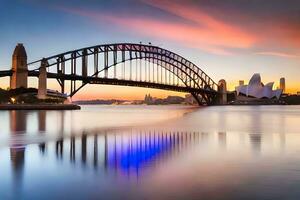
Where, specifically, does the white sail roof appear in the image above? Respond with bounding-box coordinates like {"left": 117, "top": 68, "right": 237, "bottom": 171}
{"left": 235, "top": 74, "right": 282, "bottom": 99}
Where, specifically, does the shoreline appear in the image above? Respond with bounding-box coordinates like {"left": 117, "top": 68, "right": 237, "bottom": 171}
{"left": 0, "top": 104, "right": 81, "bottom": 110}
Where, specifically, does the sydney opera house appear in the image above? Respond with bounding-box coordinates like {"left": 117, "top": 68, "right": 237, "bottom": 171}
{"left": 235, "top": 74, "right": 282, "bottom": 99}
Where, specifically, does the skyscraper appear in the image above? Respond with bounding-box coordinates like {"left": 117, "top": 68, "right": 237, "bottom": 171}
{"left": 280, "top": 78, "right": 286, "bottom": 93}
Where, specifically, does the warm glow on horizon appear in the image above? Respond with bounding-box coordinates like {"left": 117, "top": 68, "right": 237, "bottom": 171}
{"left": 72, "top": 85, "right": 187, "bottom": 101}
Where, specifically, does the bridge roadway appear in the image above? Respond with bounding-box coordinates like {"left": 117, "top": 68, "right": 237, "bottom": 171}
{"left": 27, "top": 71, "right": 217, "bottom": 95}
{"left": 0, "top": 70, "right": 217, "bottom": 103}
{"left": 0, "top": 70, "right": 12, "bottom": 77}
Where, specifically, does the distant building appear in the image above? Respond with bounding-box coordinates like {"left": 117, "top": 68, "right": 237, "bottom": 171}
{"left": 235, "top": 73, "right": 282, "bottom": 99}
{"left": 144, "top": 94, "right": 185, "bottom": 105}
{"left": 297, "top": 92, "right": 300, "bottom": 96}
{"left": 144, "top": 94, "right": 153, "bottom": 104}
{"left": 185, "top": 94, "right": 197, "bottom": 105}
{"left": 239, "top": 80, "right": 244, "bottom": 86}
{"left": 280, "top": 77, "right": 286, "bottom": 93}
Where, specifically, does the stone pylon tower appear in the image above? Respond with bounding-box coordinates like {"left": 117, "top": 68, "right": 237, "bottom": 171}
{"left": 218, "top": 79, "right": 227, "bottom": 105}
{"left": 38, "top": 58, "right": 48, "bottom": 99}
{"left": 10, "top": 43, "right": 28, "bottom": 89}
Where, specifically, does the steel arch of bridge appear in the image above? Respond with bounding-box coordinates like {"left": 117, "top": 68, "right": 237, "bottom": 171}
{"left": 28, "top": 43, "right": 219, "bottom": 105}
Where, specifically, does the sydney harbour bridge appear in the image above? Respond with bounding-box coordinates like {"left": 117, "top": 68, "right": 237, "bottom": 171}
{"left": 0, "top": 43, "right": 227, "bottom": 105}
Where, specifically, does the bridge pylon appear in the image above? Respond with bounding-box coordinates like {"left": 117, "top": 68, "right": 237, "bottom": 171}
{"left": 38, "top": 58, "right": 48, "bottom": 99}
{"left": 218, "top": 79, "right": 227, "bottom": 104}
{"left": 10, "top": 43, "right": 28, "bottom": 89}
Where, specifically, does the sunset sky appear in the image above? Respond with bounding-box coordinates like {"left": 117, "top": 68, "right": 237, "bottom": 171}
{"left": 0, "top": 0, "right": 299, "bottom": 100}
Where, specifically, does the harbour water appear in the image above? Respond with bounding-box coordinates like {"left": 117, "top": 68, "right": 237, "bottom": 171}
{"left": 1, "top": 105, "right": 300, "bottom": 200}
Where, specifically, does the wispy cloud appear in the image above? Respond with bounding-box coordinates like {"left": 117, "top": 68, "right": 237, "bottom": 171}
{"left": 57, "top": 3, "right": 256, "bottom": 55}
{"left": 255, "top": 52, "right": 300, "bottom": 58}
{"left": 54, "top": 0, "right": 300, "bottom": 58}
{"left": 142, "top": 0, "right": 256, "bottom": 48}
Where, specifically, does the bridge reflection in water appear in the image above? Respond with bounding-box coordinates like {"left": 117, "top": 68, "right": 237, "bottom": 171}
{"left": 8, "top": 110, "right": 286, "bottom": 182}
{"left": 53, "top": 131, "right": 201, "bottom": 174}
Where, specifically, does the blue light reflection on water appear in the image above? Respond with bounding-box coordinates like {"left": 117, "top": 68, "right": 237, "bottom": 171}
{"left": 107, "top": 131, "right": 197, "bottom": 173}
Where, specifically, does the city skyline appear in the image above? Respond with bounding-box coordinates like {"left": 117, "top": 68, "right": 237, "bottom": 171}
{"left": 0, "top": 0, "right": 299, "bottom": 100}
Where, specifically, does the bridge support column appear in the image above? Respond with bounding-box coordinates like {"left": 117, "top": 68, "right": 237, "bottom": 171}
{"left": 10, "top": 43, "right": 28, "bottom": 89}
{"left": 218, "top": 79, "right": 227, "bottom": 105}
{"left": 61, "top": 80, "right": 65, "bottom": 94}
{"left": 82, "top": 49, "right": 88, "bottom": 78}
{"left": 38, "top": 59, "right": 48, "bottom": 99}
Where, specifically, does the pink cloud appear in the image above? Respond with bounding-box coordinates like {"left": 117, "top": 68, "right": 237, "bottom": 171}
{"left": 58, "top": 5, "right": 256, "bottom": 55}
{"left": 255, "top": 51, "right": 300, "bottom": 59}
{"left": 57, "top": 1, "right": 300, "bottom": 58}
{"left": 143, "top": 0, "right": 256, "bottom": 48}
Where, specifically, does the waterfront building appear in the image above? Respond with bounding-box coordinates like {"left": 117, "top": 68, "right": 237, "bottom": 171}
{"left": 235, "top": 73, "right": 282, "bottom": 99}
{"left": 280, "top": 77, "right": 286, "bottom": 93}
{"left": 239, "top": 80, "right": 244, "bottom": 86}
{"left": 144, "top": 94, "right": 153, "bottom": 104}
{"left": 185, "top": 94, "right": 197, "bottom": 105}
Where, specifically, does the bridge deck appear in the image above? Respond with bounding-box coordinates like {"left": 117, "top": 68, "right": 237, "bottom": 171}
{"left": 27, "top": 71, "right": 217, "bottom": 95}
{"left": 0, "top": 70, "right": 12, "bottom": 77}
{"left": 0, "top": 70, "right": 217, "bottom": 94}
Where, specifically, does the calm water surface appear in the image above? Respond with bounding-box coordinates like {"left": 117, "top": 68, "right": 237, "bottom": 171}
{"left": 1, "top": 105, "right": 300, "bottom": 200}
